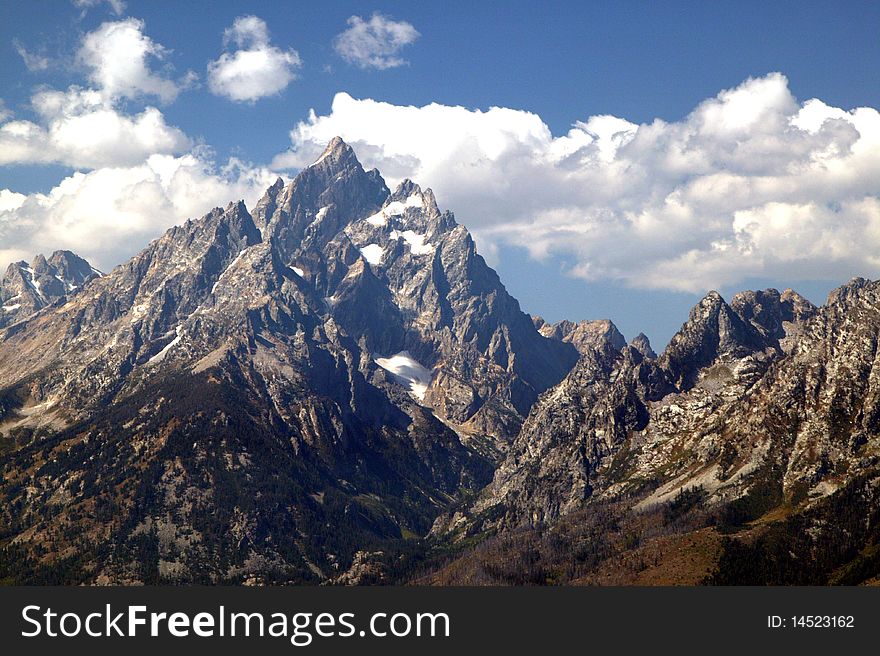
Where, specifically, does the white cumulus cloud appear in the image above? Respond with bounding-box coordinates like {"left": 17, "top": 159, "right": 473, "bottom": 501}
{"left": 333, "top": 13, "right": 420, "bottom": 70}
{"left": 1, "top": 20, "right": 195, "bottom": 169}
{"left": 0, "top": 154, "right": 278, "bottom": 272}
{"left": 273, "top": 74, "right": 880, "bottom": 292}
{"left": 78, "top": 18, "right": 192, "bottom": 103}
{"left": 0, "top": 87, "right": 190, "bottom": 168}
{"left": 0, "top": 17, "right": 279, "bottom": 272}
{"left": 208, "top": 15, "right": 301, "bottom": 102}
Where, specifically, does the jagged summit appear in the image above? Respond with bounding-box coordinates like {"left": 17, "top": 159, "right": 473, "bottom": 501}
{"left": 827, "top": 276, "right": 872, "bottom": 304}
{"left": 534, "top": 317, "right": 626, "bottom": 356}
{"left": 450, "top": 282, "right": 824, "bottom": 535}
{"left": 0, "top": 137, "right": 576, "bottom": 583}
{"left": 0, "top": 250, "right": 100, "bottom": 328}
{"left": 629, "top": 332, "right": 656, "bottom": 359}
{"left": 729, "top": 287, "right": 817, "bottom": 353}
{"left": 658, "top": 289, "right": 770, "bottom": 389}
{"left": 5, "top": 135, "right": 876, "bottom": 587}
{"left": 312, "top": 135, "right": 356, "bottom": 167}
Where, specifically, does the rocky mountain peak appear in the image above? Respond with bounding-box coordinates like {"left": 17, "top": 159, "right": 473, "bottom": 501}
{"left": 0, "top": 250, "right": 100, "bottom": 328}
{"left": 659, "top": 290, "right": 768, "bottom": 390}
{"left": 47, "top": 250, "right": 98, "bottom": 282}
{"left": 730, "top": 287, "right": 818, "bottom": 352}
{"left": 252, "top": 177, "right": 287, "bottom": 231}
{"left": 780, "top": 287, "right": 816, "bottom": 313}
{"left": 629, "top": 332, "right": 656, "bottom": 358}
{"left": 536, "top": 317, "right": 626, "bottom": 355}
{"left": 826, "top": 276, "right": 872, "bottom": 306}
{"left": 263, "top": 138, "right": 389, "bottom": 262}
{"left": 693, "top": 289, "right": 725, "bottom": 317}
{"left": 313, "top": 135, "right": 358, "bottom": 170}
{"left": 31, "top": 253, "right": 50, "bottom": 275}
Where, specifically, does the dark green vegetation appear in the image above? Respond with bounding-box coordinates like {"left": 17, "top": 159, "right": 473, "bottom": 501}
{"left": 417, "top": 471, "right": 880, "bottom": 586}
{"left": 708, "top": 470, "right": 880, "bottom": 585}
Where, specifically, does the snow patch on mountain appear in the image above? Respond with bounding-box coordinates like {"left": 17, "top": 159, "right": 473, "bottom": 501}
{"left": 21, "top": 265, "right": 44, "bottom": 301}
{"left": 359, "top": 244, "right": 384, "bottom": 265}
{"left": 375, "top": 351, "right": 433, "bottom": 400}
{"left": 55, "top": 274, "right": 77, "bottom": 291}
{"left": 365, "top": 210, "right": 387, "bottom": 226}
{"left": 149, "top": 325, "right": 184, "bottom": 364}
{"left": 390, "top": 230, "right": 433, "bottom": 255}
{"left": 212, "top": 249, "right": 247, "bottom": 294}
{"left": 364, "top": 194, "right": 422, "bottom": 227}
{"left": 385, "top": 194, "right": 423, "bottom": 216}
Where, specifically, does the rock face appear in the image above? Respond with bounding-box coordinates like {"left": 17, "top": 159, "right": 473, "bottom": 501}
{"left": 0, "top": 138, "right": 577, "bottom": 584}
{"left": 464, "top": 342, "right": 673, "bottom": 528}
{"left": 629, "top": 332, "right": 656, "bottom": 359}
{"left": 255, "top": 138, "right": 578, "bottom": 447}
{"left": 535, "top": 317, "right": 626, "bottom": 355}
{"left": 449, "top": 280, "right": 877, "bottom": 545}
{"left": 2, "top": 137, "right": 877, "bottom": 586}
{"left": 729, "top": 287, "right": 817, "bottom": 353}
{"left": 0, "top": 251, "right": 99, "bottom": 328}
{"left": 657, "top": 291, "right": 772, "bottom": 390}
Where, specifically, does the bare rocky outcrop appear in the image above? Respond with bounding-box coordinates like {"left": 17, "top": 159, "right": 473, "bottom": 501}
{"left": 0, "top": 250, "right": 99, "bottom": 328}
{"left": 450, "top": 281, "right": 880, "bottom": 544}
{"left": 0, "top": 138, "right": 576, "bottom": 584}
{"left": 534, "top": 317, "right": 626, "bottom": 355}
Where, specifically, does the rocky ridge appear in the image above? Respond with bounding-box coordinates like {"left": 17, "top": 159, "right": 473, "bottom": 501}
{"left": 1, "top": 137, "right": 878, "bottom": 586}
{"left": 0, "top": 139, "right": 579, "bottom": 584}
{"left": 0, "top": 251, "right": 99, "bottom": 328}
{"left": 441, "top": 282, "right": 880, "bottom": 548}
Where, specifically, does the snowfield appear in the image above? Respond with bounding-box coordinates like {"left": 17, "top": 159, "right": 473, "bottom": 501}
{"left": 374, "top": 351, "right": 433, "bottom": 400}
{"left": 359, "top": 244, "right": 384, "bottom": 265}
{"left": 365, "top": 194, "right": 423, "bottom": 226}
{"left": 390, "top": 229, "right": 433, "bottom": 255}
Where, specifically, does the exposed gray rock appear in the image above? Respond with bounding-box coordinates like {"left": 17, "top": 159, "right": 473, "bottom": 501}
{"left": 535, "top": 317, "right": 626, "bottom": 355}
{"left": 452, "top": 280, "right": 878, "bottom": 538}
{"left": 0, "top": 250, "right": 99, "bottom": 328}
{"left": 462, "top": 343, "right": 673, "bottom": 530}
{"left": 730, "top": 287, "right": 817, "bottom": 353}
{"left": 658, "top": 291, "right": 772, "bottom": 391}
{"left": 0, "top": 137, "right": 576, "bottom": 583}
{"left": 629, "top": 332, "right": 656, "bottom": 359}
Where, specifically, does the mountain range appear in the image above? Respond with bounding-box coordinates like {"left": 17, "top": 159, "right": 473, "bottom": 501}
{"left": 1, "top": 138, "right": 879, "bottom": 585}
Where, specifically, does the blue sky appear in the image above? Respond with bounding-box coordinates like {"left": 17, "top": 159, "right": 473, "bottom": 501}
{"left": 2, "top": 0, "right": 879, "bottom": 346}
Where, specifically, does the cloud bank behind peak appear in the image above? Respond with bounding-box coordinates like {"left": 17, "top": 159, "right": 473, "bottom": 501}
{"left": 273, "top": 74, "right": 880, "bottom": 292}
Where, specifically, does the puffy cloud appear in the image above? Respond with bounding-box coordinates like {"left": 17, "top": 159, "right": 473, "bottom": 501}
{"left": 0, "top": 15, "right": 280, "bottom": 274}
{"left": 333, "top": 13, "right": 420, "bottom": 70}
{"left": 0, "top": 154, "right": 278, "bottom": 272}
{"left": 0, "top": 87, "right": 190, "bottom": 168}
{"left": 0, "top": 190, "right": 26, "bottom": 213}
{"left": 1, "top": 19, "right": 195, "bottom": 168}
{"left": 72, "top": 0, "right": 126, "bottom": 17}
{"left": 13, "top": 40, "right": 50, "bottom": 72}
{"left": 208, "top": 15, "right": 301, "bottom": 102}
{"left": 272, "top": 74, "right": 880, "bottom": 292}
{"left": 78, "top": 18, "right": 192, "bottom": 103}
